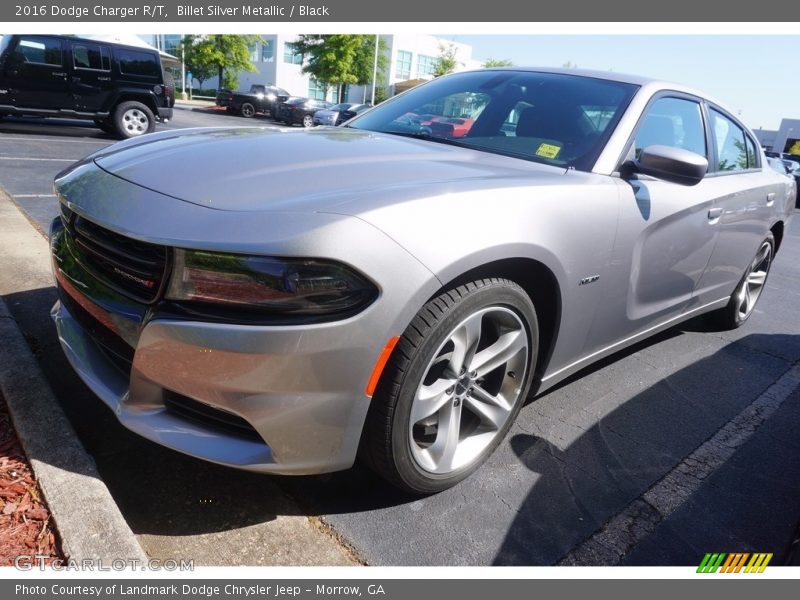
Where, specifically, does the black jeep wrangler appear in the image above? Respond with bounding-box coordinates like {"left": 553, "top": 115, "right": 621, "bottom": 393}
{"left": 0, "top": 34, "right": 174, "bottom": 138}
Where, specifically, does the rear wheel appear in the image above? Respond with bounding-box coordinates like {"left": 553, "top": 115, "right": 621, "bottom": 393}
{"left": 361, "top": 279, "right": 537, "bottom": 494}
{"left": 240, "top": 102, "right": 256, "bottom": 118}
{"left": 113, "top": 101, "right": 155, "bottom": 139}
{"left": 709, "top": 233, "right": 774, "bottom": 329}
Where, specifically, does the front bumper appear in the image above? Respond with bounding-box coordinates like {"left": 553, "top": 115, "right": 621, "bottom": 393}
{"left": 48, "top": 171, "right": 439, "bottom": 473}
{"left": 50, "top": 295, "right": 385, "bottom": 474}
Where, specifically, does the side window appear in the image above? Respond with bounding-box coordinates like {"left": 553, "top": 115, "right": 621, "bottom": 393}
{"left": 72, "top": 43, "right": 108, "bottom": 71}
{"left": 634, "top": 97, "right": 706, "bottom": 159}
{"left": 117, "top": 49, "right": 159, "bottom": 77}
{"left": 710, "top": 109, "right": 754, "bottom": 172}
{"left": 13, "top": 37, "right": 62, "bottom": 67}
{"left": 745, "top": 134, "right": 760, "bottom": 169}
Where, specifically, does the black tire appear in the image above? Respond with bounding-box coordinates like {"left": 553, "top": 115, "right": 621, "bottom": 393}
{"left": 240, "top": 102, "right": 256, "bottom": 118}
{"left": 361, "top": 278, "right": 538, "bottom": 494}
{"left": 113, "top": 101, "right": 156, "bottom": 139}
{"left": 707, "top": 232, "right": 774, "bottom": 330}
{"left": 93, "top": 119, "right": 116, "bottom": 135}
{"left": 302, "top": 114, "right": 314, "bottom": 128}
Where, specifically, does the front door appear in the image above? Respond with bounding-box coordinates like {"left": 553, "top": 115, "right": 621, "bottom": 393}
{"left": 3, "top": 36, "right": 72, "bottom": 111}
{"left": 588, "top": 96, "right": 718, "bottom": 348}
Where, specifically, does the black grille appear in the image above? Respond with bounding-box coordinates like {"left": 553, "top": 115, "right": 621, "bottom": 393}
{"left": 163, "top": 390, "right": 262, "bottom": 440}
{"left": 70, "top": 215, "right": 168, "bottom": 303}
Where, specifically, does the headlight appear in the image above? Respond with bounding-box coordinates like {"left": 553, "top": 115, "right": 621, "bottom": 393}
{"left": 166, "top": 250, "right": 378, "bottom": 316}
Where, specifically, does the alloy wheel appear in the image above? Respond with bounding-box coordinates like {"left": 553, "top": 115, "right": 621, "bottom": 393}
{"left": 408, "top": 306, "right": 528, "bottom": 474}
{"left": 121, "top": 108, "right": 149, "bottom": 136}
{"left": 736, "top": 240, "right": 772, "bottom": 321}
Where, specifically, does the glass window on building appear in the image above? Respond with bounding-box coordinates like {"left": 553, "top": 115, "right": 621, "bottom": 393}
{"left": 249, "top": 42, "right": 258, "bottom": 62}
{"left": 283, "top": 42, "right": 303, "bottom": 65}
{"left": 309, "top": 79, "right": 328, "bottom": 100}
{"left": 416, "top": 54, "right": 437, "bottom": 78}
{"left": 261, "top": 40, "right": 274, "bottom": 62}
{"left": 396, "top": 50, "right": 412, "bottom": 80}
{"left": 162, "top": 35, "right": 180, "bottom": 56}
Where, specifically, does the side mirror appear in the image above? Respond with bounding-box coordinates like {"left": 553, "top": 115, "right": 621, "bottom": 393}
{"left": 629, "top": 145, "right": 708, "bottom": 186}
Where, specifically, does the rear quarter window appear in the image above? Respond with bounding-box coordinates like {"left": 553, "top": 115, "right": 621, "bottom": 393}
{"left": 117, "top": 49, "right": 159, "bottom": 77}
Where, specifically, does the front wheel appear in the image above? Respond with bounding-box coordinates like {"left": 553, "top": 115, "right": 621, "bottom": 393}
{"left": 302, "top": 114, "right": 314, "bottom": 128}
{"left": 361, "top": 279, "right": 538, "bottom": 494}
{"left": 240, "top": 102, "right": 256, "bottom": 118}
{"left": 708, "top": 233, "right": 774, "bottom": 329}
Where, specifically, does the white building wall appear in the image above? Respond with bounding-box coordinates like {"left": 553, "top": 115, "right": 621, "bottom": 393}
{"left": 170, "top": 34, "right": 475, "bottom": 102}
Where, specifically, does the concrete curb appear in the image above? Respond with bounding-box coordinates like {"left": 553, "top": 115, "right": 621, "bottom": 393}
{"left": 0, "top": 193, "right": 148, "bottom": 563}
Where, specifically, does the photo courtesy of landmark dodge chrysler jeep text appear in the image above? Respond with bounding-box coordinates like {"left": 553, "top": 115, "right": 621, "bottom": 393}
{"left": 49, "top": 68, "right": 794, "bottom": 493}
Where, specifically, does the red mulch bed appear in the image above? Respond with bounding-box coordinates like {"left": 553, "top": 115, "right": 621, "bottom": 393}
{"left": 0, "top": 392, "right": 61, "bottom": 565}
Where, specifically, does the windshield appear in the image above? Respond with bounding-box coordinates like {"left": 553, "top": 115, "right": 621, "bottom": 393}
{"left": 348, "top": 70, "right": 638, "bottom": 171}
{"left": 331, "top": 103, "right": 354, "bottom": 111}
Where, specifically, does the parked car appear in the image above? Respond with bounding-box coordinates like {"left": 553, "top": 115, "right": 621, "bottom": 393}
{"left": 214, "top": 88, "right": 232, "bottom": 107}
{"left": 313, "top": 102, "right": 371, "bottom": 126}
{"left": 277, "top": 97, "right": 333, "bottom": 127}
{"left": 335, "top": 103, "right": 372, "bottom": 125}
{"left": 0, "top": 34, "right": 173, "bottom": 138}
{"left": 225, "top": 84, "right": 290, "bottom": 118}
{"left": 49, "top": 68, "right": 794, "bottom": 494}
{"left": 779, "top": 159, "right": 800, "bottom": 206}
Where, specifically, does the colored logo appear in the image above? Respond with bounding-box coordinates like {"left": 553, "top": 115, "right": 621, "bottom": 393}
{"left": 697, "top": 552, "right": 773, "bottom": 573}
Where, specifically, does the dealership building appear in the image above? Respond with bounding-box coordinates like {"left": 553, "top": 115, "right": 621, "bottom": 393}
{"left": 141, "top": 34, "right": 480, "bottom": 103}
{"left": 754, "top": 119, "right": 800, "bottom": 157}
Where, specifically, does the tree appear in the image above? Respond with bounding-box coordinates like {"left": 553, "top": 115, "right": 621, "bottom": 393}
{"left": 177, "top": 35, "right": 214, "bottom": 89}
{"left": 434, "top": 43, "right": 458, "bottom": 77}
{"left": 562, "top": 61, "right": 579, "bottom": 68}
{"left": 178, "top": 34, "right": 261, "bottom": 92}
{"left": 482, "top": 58, "right": 514, "bottom": 68}
{"left": 291, "top": 35, "right": 388, "bottom": 102}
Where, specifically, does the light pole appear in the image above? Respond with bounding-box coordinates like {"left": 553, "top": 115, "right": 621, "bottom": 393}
{"left": 180, "top": 41, "right": 188, "bottom": 101}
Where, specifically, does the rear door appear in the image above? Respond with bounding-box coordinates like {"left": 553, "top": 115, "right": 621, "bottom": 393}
{"left": 692, "top": 107, "right": 779, "bottom": 304}
{"left": 69, "top": 41, "right": 114, "bottom": 112}
{"left": 3, "top": 36, "right": 72, "bottom": 111}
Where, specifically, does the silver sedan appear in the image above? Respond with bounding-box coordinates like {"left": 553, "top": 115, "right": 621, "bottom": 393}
{"left": 50, "top": 68, "right": 794, "bottom": 493}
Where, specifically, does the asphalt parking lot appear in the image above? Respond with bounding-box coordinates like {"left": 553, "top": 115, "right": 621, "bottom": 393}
{"left": 1, "top": 107, "right": 799, "bottom": 566}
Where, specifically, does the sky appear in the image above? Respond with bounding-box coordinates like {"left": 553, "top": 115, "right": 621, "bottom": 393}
{"left": 440, "top": 35, "right": 798, "bottom": 131}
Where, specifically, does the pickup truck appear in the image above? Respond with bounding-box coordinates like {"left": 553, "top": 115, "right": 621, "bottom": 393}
{"left": 219, "top": 84, "right": 290, "bottom": 118}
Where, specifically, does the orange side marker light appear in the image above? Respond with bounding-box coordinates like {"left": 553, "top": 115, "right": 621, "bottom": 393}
{"left": 365, "top": 336, "right": 400, "bottom": 397}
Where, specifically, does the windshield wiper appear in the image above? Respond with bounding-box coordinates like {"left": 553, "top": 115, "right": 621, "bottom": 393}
{"left": 378, "top": 130, "right": 464, "bottom": 146}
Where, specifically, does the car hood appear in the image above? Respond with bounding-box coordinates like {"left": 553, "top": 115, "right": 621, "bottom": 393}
{"left": 87, "top": 126, "right": 572, "bottom": 212}
{"left": 314, "top": 109, "right": 339, "bottom": 118}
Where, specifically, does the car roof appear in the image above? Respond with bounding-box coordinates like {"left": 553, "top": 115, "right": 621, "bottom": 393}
{"left": 475, "top": 67, "right": 724, "bottom": 106}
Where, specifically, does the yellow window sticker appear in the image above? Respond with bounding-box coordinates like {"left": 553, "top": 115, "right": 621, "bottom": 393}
{"left": 535, "top": 143, "right": 561, "bottom": 159}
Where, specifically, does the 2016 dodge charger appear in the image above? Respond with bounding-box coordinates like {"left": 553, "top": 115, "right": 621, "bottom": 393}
{"left": 50, "top": 69, "right": 793, "bottom": 493}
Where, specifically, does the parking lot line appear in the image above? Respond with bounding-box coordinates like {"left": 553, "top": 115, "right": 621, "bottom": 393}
{"left": 0, "top": 136, "right": 110, "bottom": 145}
{"left": 0, "top": 157, "right": 75, "bottom": 162}
{"left": 560, "top": 361, "right": 800, "bottom": 565}
{"left": 14, "top": 194, "right": 57, "bottom": 198}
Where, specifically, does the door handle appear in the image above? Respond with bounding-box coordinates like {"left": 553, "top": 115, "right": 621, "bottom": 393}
{"left": 97, "top": 76, "right": 111, "bottom": 81}
{"left": 766, "top": 192, "right": 775, "bottom": 207}
{"left": 52, "top": 72, "right": 67, "bottom": 78}
{"left": 708, "top": 207, "right": 723, "bottom": 221}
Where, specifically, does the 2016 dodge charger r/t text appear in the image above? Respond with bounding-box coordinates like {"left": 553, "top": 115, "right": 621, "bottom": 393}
{"left": 49, "top": 69, "right": 793, "bottom": 493}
